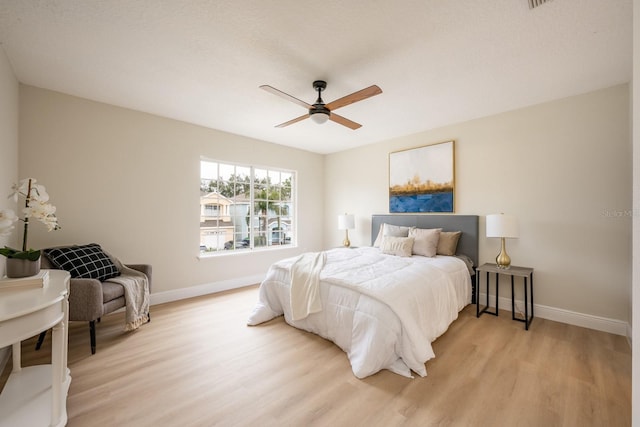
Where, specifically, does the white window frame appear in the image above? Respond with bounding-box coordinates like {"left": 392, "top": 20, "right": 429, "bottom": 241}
{"left": 199, "top": 158, "right": 296, "bottom": 256}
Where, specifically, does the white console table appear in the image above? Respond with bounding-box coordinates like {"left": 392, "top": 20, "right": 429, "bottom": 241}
{"left": 0, "top": 269, "right": 71, "bottom": 427}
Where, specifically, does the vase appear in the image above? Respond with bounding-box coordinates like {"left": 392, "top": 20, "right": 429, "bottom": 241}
{"left": 6, "top": 256, "right": 41, "bottom": 278}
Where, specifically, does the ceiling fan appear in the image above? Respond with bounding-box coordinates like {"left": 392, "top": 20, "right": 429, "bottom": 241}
{"left": 260, "top": 80, "right": 382, "bottom": 130}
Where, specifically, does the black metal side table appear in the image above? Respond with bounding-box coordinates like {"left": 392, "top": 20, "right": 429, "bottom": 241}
{"left": 476, "top": 263, "right": 534, "bottom": 330}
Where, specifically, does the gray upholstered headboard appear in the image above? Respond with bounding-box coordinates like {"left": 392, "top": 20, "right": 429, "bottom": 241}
{"left": 371, "top": 214, "right": 479, "bottom": 267}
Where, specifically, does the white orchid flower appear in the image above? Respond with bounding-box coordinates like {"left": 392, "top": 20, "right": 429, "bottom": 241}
{"left": 30, "top": 184, "right": 49, "bottom": 202}
{"left": 41, "top": 216, "right": 59, "bottom": 232}
{"left": 17, "top": 178, "right": 34, "bottom": 193}
{"left": 24, "top": 201, "right": 59, "bottom": 232}
{"left": 8, "top": 178, "right": 42, "bottom": 202}
{"left": 3, "top": 179, "right": 60, "bottom": 252}
{"left": 24, "top": 200, "right": 55, "bottom": 218}
{"left": 0, "top": 208, "right": 18, "bottom": 223}
{"left": 0, "top": 219, "right": 15, "bottom": 237}
{"left": 8, "top": 182, "right": 22, "bottom": 203}
{"left": 0, "top": 209, "right": 17, "bottom": 237}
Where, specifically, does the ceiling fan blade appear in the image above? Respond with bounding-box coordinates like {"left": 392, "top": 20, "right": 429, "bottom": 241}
{"left": 275, "top": 114, "right": 309, "bottom": 128}
{"left": 260, "top": 85, "right": 312, "bottom": 109}
{"left": 325, "top": 85, "right": 382, "bottom": 111}
{"left": 329, "top": 113, "right": 362, "bottom": 130}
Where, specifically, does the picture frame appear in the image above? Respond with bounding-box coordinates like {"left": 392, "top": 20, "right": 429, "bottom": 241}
{"left": 389, "top": 140, "right": 455, "bottom": 213}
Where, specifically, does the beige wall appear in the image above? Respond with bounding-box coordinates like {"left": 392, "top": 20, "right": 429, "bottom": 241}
{"left": 18, "top": 86, "right": 324, "bottom": 296}
{"left": 0, "top": 47, "right": 19, "bottom": 277}
{"left": 325, "top": 84, "right": 631, "bottom": 322}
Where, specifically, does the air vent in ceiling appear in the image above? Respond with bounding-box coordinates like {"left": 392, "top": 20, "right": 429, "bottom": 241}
{"left": 528, "top": 0, "right": 551, "bottom": 9}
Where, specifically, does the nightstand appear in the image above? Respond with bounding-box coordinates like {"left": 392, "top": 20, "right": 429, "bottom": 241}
{"left": 475, "top": 263, "right": 534, "bottom": 330}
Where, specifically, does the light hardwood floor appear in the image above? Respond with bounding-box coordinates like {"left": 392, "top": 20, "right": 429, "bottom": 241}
{"left": 3, "top": 285, "right": 631, "bottom": 427}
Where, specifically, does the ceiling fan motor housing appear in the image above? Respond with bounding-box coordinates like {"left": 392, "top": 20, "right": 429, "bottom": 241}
{"left": 310, "top": 104, "right": 330, "bottom": 116}
{"left": 312, "top": 80, "right": 327, "bottom": 92}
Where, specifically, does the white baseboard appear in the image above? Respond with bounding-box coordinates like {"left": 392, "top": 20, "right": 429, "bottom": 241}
{"left": 478, "top": 293, "right": 628, "bottom": 336}
{"left": 150, "top": 281, "right": 628, "bottom": 336}
{"left": 150, "top": 274, "right": 264, "bottom": 306}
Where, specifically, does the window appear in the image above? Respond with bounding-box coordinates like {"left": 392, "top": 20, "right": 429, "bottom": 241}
{"left": 204, "top": 204, "right": 218, "bottom": 216}
{"left": 200, "top": 159, "right": 295, "bottom": 254}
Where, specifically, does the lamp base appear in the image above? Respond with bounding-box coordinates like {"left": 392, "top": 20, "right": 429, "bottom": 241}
{"left": 343, "top": 230, "right": 351, "bottom": 248}
{"left": 495, "top": 237, "right": 511, "bottom": 269}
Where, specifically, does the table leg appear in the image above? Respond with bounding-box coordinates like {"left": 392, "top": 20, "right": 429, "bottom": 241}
{"left": 524, "top": 277, "right": 529, "bottom": 330}
{"left": 477, "top": 270, "right": 499, "bottom": 317}
{"left": 530, "top": 272, "right": 534, "bottom": 319}
{"left": 485, "top": 271, "right": 490, "bottom": 311}
{"left": 51, "top": 319, "right": 64, "bottom": 425}
{"left": 494, "top": 272, "right": 499, "bottom": 316}
{"left": 476, "top": 272, "right": 480, "bottom": 317}
{"left": 511, "top": 275, "right": 515, "bottom": 320}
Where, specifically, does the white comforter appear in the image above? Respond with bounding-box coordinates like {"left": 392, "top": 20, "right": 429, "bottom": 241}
{"left": 247, "top": 246, "right": 471, "bottom": 379}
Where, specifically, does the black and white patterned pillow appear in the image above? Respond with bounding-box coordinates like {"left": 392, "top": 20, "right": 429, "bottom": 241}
{"left": 44, "top": 243, "right": 121, "bottom": 282}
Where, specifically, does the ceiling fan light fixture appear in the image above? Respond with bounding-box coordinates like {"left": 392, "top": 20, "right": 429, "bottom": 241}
{"left": 310, "top": 110, "right": 330, "bottom": 124}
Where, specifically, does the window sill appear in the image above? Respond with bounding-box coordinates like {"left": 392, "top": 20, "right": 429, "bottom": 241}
{"left": 197, "top": 244, "right": 297, "bottom": 260}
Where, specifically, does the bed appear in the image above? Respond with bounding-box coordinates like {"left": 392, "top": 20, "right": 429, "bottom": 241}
{"left": 247, "top": 214, "right": 479, "bottom": 379}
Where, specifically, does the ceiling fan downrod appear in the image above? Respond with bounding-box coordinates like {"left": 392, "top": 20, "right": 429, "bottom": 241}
{"left": 312, "top": 80, "right": 327, "bottom": 105}
{"left": 310, "top": 80, "right": 330, "bottom": 123}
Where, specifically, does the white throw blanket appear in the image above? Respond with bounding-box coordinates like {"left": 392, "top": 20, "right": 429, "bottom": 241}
{"left": 289, "top": 251, "right": 326, "bottom": 321}
{"left": 106, "top": 256, "right": 150, "bottom": 331}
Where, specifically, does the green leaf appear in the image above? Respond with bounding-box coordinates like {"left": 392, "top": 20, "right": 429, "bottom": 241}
{"left": 0, "top": 246, "right": 19, "bottom": 257}
{"left": 19, "top": 250, "right": 41, "bottom": 261}
{"left": 0, "top": 246, "right": 41, "bottom": 260}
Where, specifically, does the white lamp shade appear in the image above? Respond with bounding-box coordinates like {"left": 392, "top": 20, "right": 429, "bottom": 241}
{"left": 338, "top": 214, "right": 355, "bottom": 230}
{"left": 486, "top": 214, "right": 519, "bottom": 238}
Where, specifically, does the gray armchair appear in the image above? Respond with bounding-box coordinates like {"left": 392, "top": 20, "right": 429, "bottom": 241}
{"left": 36, "top": 254, "right": 152, "bottom": 354}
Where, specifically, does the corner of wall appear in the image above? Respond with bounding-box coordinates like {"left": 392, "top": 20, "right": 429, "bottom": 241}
{"left": 0, "top": 44, "right": 19, "bottom": 278}
{"left": 0, "top": 40, "right": 20, "bottom": 358}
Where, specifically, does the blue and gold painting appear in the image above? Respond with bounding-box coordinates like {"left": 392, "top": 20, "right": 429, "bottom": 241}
{"left": 389, "top": 141, "right": 454, "bottom": 213}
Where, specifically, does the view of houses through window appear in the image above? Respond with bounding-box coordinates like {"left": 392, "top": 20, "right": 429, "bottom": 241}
{"left": 200, "top": 159, "right": 295, "bottom": 253}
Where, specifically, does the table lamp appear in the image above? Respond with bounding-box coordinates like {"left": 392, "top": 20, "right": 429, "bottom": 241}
{"left": 338, "top": 213, "right": 355, "bottom": 247}
{"left": 486, "top": 213, "right": 519, "bottom": 269}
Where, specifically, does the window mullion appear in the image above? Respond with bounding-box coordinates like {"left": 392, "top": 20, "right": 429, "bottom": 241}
{"left": 249, "top": 167, "right": 255, "bottom": 249}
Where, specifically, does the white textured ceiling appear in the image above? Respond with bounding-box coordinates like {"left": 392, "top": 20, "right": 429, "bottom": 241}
{"left": 0, "top": 0, "right": 632, "bottom": 154}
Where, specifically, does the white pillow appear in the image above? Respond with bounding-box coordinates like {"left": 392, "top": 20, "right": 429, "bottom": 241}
{"left": 373, "top": 223, "right": 413, "bottom": 247}
{"left": 408, "top": 228, "right": 441, "bottom": 257}
{"left": 380, "top": 236, "right": 414, "bottom": 257}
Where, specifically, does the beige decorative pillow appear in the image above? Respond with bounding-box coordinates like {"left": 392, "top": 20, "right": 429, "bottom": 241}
{"left": 408, "top": 228, "right": 441, "bottom": 257}
{"left": 373, "top": 223, "right": 413, "bottom": 247}
{"left": 380, "top": 236, "right": 414, "bottom": 257}
{"left": 437, "top": 231, "right": 462, "bottom": 256}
